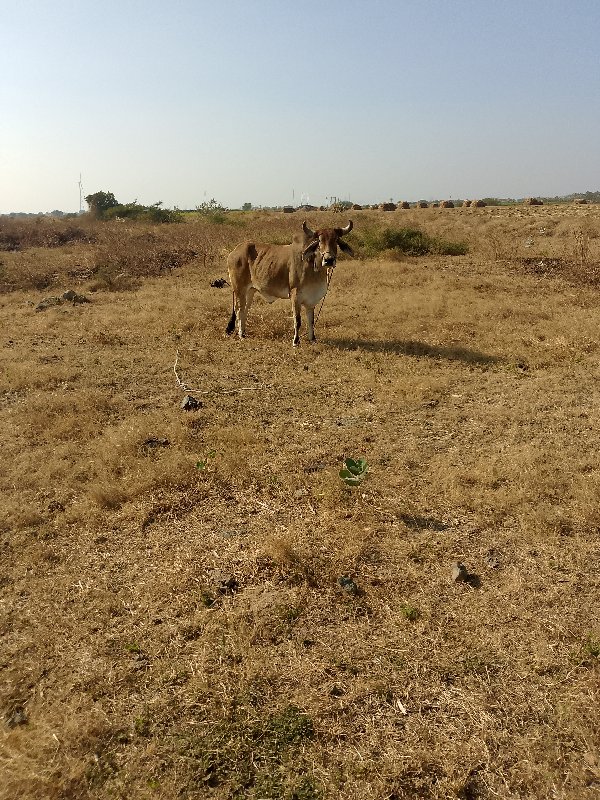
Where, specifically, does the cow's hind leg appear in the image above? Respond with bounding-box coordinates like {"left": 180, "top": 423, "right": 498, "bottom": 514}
{"left": 238, "top": 287, "right": 256, "bottom": 339}
{"left": 226, "top": 293, "right": 236, "bottom": 335}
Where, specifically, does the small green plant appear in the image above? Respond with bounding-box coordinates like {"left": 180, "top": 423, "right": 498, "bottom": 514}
{"left": 583, "top": 637, "right": 600, "bottom": 659}
{"left": 196, "top": 449, "right": 216, "bottom": 471}
{"left": 339, "top": 457, "right": 369, "bottom": 486}
{"left": 400, "top": 603, "right": 420, "bottom": 622}
{"left": 134, "top": 716, "right": 151, "bottom": 737}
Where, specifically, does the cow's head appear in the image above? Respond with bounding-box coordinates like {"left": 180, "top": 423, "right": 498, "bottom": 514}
{"left": 302, "top": 220, "right": 353, "bottom": 271}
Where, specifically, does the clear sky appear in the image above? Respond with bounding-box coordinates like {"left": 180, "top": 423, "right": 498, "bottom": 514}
{"left": 2, "top": 0, "right": 599, "bottom": 213}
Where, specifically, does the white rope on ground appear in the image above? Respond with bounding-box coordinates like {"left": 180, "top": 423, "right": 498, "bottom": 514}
{"left": 173, "top": 351, "right": 276, "bottom": 395}
{"left": 173, "top": 351, "right": 343, "bottom": 397}
{"left": 314, "top": 266, "right": 335, "bottom": 325}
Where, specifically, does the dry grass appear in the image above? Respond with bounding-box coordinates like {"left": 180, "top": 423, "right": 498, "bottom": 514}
{"left": 1, "top": 206, "right": 600, "bottom": 799}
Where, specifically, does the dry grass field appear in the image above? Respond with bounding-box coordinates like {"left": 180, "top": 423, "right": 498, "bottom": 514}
{"left": 1, "top": 205, "right": 600, "bottom": 799}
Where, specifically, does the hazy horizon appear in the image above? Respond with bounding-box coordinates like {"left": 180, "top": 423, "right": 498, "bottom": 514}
{"left": 2, "top": 0, "right": 599, "bottom": 214}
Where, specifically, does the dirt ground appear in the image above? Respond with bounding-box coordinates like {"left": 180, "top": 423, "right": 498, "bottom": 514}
{"left": 1, "top": 206, "right": 600, "bottom": 799}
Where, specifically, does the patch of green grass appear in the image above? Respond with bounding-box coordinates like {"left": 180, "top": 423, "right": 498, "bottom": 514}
{"left": 124, "top": 642, "right": 143, "bottom": 654}
{"left": 584, "top": 638, "right": 600, "bottom": 658}
{"left": 134, "top": 716, "right": 152, "bottom": 737}
{"left": 174, "top": 703, "right": 318, "bottom": 797}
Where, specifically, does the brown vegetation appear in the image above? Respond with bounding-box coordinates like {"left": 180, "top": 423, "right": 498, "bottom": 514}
{"left": 2, "top": 206, "right": 600, "bottom": 799}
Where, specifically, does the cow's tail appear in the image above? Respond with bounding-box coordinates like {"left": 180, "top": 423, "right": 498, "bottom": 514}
{"left": 226, "top": 293, "right": 236, "bottom": 335}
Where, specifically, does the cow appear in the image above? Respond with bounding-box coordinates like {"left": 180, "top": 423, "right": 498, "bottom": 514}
{"left": 226, "top": 220, "right": 353, "bottom": 346}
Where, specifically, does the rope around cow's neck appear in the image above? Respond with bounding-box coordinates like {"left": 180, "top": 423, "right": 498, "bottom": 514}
{"left": 314, "top": 266, "right": 335, "bottom": 325}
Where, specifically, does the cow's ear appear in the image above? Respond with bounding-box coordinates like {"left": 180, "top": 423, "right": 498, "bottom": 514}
{"left": 302, "top": 239, "right": 319, "bottom": 258}
{"left": 338, "top": 239, "right": 354, "bottom": 255}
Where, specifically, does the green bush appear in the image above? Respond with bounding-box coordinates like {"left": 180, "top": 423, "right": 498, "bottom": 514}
{"left": 195, "top": 198, "right": 232, "bottom": 224}
{"left": 103, "top": 202, "right": 182, "bottom": 224}
{"left": 356, "top": 226, "right": 467, "bottom": 259}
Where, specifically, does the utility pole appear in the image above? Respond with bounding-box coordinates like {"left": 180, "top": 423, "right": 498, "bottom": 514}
{"left": 78, "top": 174, "right": 84, "bottom": 213}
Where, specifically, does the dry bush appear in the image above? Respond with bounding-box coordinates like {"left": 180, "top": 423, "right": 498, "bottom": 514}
{"left": 0, "top": 216, "right": 95, "bottom": 252}
{"left": 88, "top": 227, "right": 198, "bottom": 290}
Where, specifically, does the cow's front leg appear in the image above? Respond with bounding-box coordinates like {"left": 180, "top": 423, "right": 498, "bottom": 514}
{"left": 291, "top": 292, "right": 301, "bottom": 346}
{"left": 306, "top": 305, "right": 316, "bottom": 343}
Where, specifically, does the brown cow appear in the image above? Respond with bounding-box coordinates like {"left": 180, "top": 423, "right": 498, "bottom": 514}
{"left": 226, "top": 220, "right": 353, "bottom": 346}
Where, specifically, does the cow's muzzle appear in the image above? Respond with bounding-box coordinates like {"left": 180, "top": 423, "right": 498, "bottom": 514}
{"left": 316, "top": 255, "right": 336, "bottom": 272}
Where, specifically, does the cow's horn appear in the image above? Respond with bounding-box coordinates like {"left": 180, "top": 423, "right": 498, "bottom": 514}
{"left": 302, "top": 220, "right": 315, "bottom": 238}
{"left": 340, "top": 220, "right": 353, "bottom": 235}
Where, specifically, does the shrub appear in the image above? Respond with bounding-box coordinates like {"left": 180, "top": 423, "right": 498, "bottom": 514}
{"left": 0, "top": 218, "right": 95, "bottom": 251}
{"left": 103, "top": 202, "right": 182, "bottom": 224}
{"left": 89, "top": 229, "right": 197, "bottom": 290}
{"left": 195, "top": 198, "right": 230, "bottom": 224}
{"left": 357, "top": 226, "right": 468, "bottom": 259}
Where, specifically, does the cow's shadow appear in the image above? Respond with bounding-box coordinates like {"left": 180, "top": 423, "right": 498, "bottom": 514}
{"left": 321, "top": 337, "right": 501, "bottom": 366}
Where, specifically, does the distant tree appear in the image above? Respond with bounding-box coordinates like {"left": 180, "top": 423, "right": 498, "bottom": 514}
{"left": 242, "top": 202, "right": 252, "bottom": 211}
{"left": 85, "top": 190, "right": 118, "bottom": 218}
{"left": 196, "top": 198, "right": 227, "bottom": 215}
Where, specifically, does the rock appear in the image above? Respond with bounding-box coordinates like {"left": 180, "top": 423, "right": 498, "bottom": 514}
{"left": 451, "top": 562, "right": 469, "bottom": 583}
{"left": 35, "top": 296, "right": 63, "bottom": 312}
{"left": 62, "top": 290, "right": 90, "bottom": 304}
{"left": 337, "top": 575, "right": 360, "bottom": 595}
{"left": 451, "top": 561, "right": 481, "bottom": 587}
{"left": 303, "top": 462, "right": 326, "bottom": 473}
{"left": 6, "top": 707, "right": 28, "bottom": 727}
{"left": 210, "top": 278, "right": 228, "bottom": 288}
{"left": 211, "top": 571, "right": 238, "bottom": 595}
{"left": 220, "top": 529, "right": 241, "bottom": 539}
{"left": 180, "top": 395, "right": 202, "bottom": 411}
{"left": 142, "top": 437, "right": 170, "bottom": 449}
